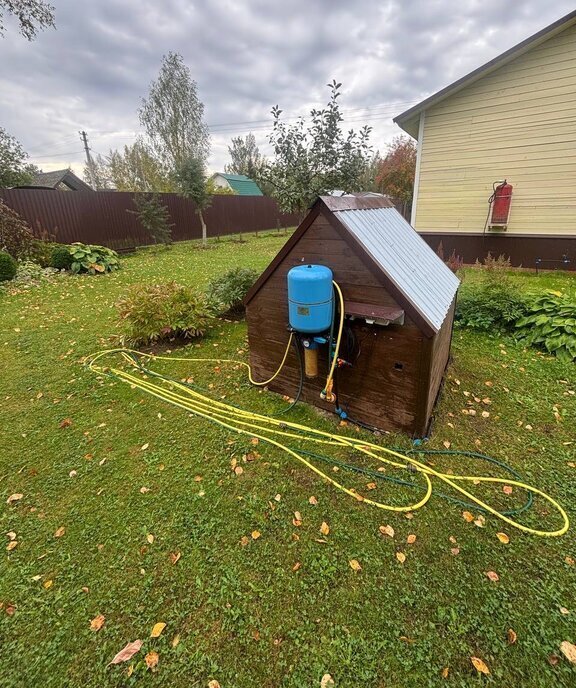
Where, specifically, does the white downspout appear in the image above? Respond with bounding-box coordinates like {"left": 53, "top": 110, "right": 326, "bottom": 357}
{"left": 410, "top": 110, "right": 425, "bottom": 227}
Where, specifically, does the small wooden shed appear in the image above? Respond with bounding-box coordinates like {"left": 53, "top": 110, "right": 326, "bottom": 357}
{"left": 244, "top": 195, "right": 460, "bottom": 436}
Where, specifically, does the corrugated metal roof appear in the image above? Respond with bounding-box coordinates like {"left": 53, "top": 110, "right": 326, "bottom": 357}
{"left": 333, "top": 206, "right": 459, "bottom": 333}
{"left": 217, "top": 174, "right": 263, "bottom": 196}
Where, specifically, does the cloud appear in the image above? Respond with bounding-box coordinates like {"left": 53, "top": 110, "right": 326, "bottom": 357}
{"left": 0, "top": 0, "right": 573, "bottom": 176}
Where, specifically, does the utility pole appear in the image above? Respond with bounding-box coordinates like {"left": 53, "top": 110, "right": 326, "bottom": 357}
{"left": 79, "top": 130, "right": 97, "bottom": 188}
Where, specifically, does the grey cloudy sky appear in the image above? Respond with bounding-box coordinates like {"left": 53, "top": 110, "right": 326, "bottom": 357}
{"left": 0, "top": 0, "right": 574, "bottom": 177}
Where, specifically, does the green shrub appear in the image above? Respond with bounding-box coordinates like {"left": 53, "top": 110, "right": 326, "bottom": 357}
{"left": 207, "top": 267, "right": 260, "bottom": 317}
{"left": 13, "top": 260, "right": 58, "bottom": 284}
{"left": 29, "top": 240, "right": 59, "bottom": 267}
{"left": 116, "top": 281, "right": 216, "bottom": 345}
{"left": 0, "top": 250, "right": 17, "bottom": 281}
{"left": 515, "top": 291, "right": 576, "bottom": 363}
{"left": 456, "top": 281, "right": 528, "bottom": 331}
{"left": 129, "top": 193, "right": 174, "bottom": 246}
{"left": 69, "top": 243, "right": 120, "bottom": 274}
{"left": 51, "top": 245, "right": 74, "bottom": 270}
{"left": 0, "top": 200, "right": 34, "bottom": 259}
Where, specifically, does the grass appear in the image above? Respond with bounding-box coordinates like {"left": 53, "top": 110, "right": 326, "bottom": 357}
{"left": 1, "top": 235, "right": 575, "bottom": 687}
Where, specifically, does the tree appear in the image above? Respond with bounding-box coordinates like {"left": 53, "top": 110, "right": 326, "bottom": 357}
{"left": 376, "top": 136, "right": 417, "bottom": 205}
{"left": 265, "top": 81, "right": 372, "bottom": 213}
{"left": 174, "top": 156, "right": 211, "bottom": 246}
{"left": 358, "top": 151, "right": 383, "bottom": 192}
{"left": 87, "top": 139, "right": 175, "bottom": 192}
{"left": 129, "top": 193, "right": 174, "bottom": 246}
{"left": 225, "top": 133, "right": 265, "bottom": 181}
{"left": 0, "top": 127, "right": 39, "bottom": 187}
{"left": 0, "top": 0, "right": 55, "bottom": 40}
{"left": 139, "top": 52, "right": 210, "bottom": 176}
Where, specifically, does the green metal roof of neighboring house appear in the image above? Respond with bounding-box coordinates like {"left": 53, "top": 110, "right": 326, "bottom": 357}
{"left": 217, "top": 173, "right": 263, "bottom": 196}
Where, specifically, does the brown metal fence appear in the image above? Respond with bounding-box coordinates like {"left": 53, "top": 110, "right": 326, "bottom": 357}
{"left": 0, "top": 190, "right": 301, "bottom": 249}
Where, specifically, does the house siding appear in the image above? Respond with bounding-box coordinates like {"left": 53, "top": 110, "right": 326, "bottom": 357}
{"left": 414, "top": 22, "right": 576, "bottom": 237}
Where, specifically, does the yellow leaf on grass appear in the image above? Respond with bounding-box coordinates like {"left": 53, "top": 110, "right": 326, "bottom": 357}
{"left": 349, "top": 559, "right": 362, "bottom": 572}
{"left": 169, "top": 552, "right": 181, "bottom": 565}
{"left": 496, "top": 532, "right": 510, "bottom": 544}
{"left": 208, "top": 681, "right": 221, "bottom": 688}
{"left": 379, "top": 524, "right": 395, "bottom": 538}
{"left": 507, "top": 628, "right": 517, "bottom": 644}
{"left": 171, "top": 634, "right": 180, "bottom": 648}
{"left": 366, "top": 482, "right": 377, "bottom": 490}
{"left": 54, "top": 526, "right": 65, "bottom": 538}
{"left": 293, "top": 511, "right": 302, "bottom": 527}
{"left": 559, "top": 641, "right": 576, "bottom": 664}
{"left": 471, "top": 656, "right": 490, "bottom": 674}
{"left": 292, "top": 562, "right": 301, "bottom": 572}
{"left": 320, "top": 522, "right": 330, "bottom": 536}
{"left": 441, "top": 667, "right": 449, "bottom": 679}
{"left": 251, "top": 530, "right": 261, "bottom": 540}
{"left": 6, "top": 531, "right": 16, "bottom": 541}
{"left": 150, "top": 622, "right": 166, "bottom": 638}
{"left": 320, "top": 674, "right": 335, "bottom": 688}
{"left": 90, "top": 614, "right": 105, "bottom": 631}
{"left": 407, "top": 534, "right": 416, "bottom": 544}
{"left": 462, "top": 511, "right": 474, "bottom": 522}
{"left": 234, "top": 465, "right": 244, "bottom": 476}
{"left": 240, "top": 536, "right": 250, "bottom": 546}
{"left": 308, "top": 495, "right": 318, "bottom": 505}
{"left": 486, "top": 570, "right": 500, "bottom": 582}
{"left": 565, "top": 556, "right": 575, "bottom": 566}
{"left": 442, "top": 441, "right": 451, "bottom": 449}
{"left": 140, "top": 443, "right": 149, "bottom": 451}
{"left": 503, "top": 485, "right": 513, "bottom": 495}
{"left": 396, "top": 552, "right": 406, "bottom": 563}
{"left": 146, "top": 534, "right": 154, "bottom": 544}
{"left": 145, "top": 650, "right": 159, "bottom": 670}
{"left": 6, "top": 540, "right": 18, "bottom": 551}
{"left": 43, "top": 579, "right": 53, "bottom": 589}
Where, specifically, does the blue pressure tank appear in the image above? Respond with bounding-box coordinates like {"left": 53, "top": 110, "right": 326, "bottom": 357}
{"left": 287, "top": 264, "right": 334, "bottom": 334}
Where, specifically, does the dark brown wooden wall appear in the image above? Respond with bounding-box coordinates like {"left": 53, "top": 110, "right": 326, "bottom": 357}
{"left": 424, "top": 300, "right": 456, "bottom": 425}
{"left": 247, "top": 211, "right": 430, "bottom": 434}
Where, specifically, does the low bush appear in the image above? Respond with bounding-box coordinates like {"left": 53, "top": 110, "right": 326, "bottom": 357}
{"left": 29, "top": 240, "right": 59, "bottom": 267}
{"left": 116, "top": 281, "right": 216, "bottom": 346}
{"left": 515, "top": 291, "right": 576, "bottom": 363}
{"left": 12, "top": 260, "right": 58, "bottom": 285}
{"left": 456, "top": 281, "right": 528, "bottom": 331}
{"left": 0, "top": 200, "right": 34, "bottom": 259}
{"left": 51, "top": 245, "right": 74, "bottom": 270}
{"left": 207, "top": 267, "right": 260, "bottom": 317}
{"left": 69, "top": 243, "right": 120, "bottom": 274}
{"left": 0, "top": 250, "right": 17, "bottom": 281}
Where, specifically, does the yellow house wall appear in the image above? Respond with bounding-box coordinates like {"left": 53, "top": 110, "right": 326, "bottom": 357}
{"left": 414, "top": 22, "right": 576, "bottom": 236}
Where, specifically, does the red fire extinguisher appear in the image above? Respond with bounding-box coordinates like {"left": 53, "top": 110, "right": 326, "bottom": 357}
{"left": 489, "top": 180, "right": 513, "bottom": 227}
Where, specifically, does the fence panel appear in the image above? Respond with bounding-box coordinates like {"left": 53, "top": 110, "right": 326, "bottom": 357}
{"left": 0, "top": 190, "right": 301, "bottom": 249}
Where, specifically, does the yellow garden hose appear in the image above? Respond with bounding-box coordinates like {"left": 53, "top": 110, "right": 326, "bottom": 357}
{"left": 321, "top": 281, "right": 345, "bottom": 403}
{"left": 86, "top": 348, "right": 569, "bottom": 538}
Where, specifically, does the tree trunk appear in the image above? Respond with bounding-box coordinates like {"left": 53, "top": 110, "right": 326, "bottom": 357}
{"left": 199, "top": 209, "right": 207, "bottom": 246}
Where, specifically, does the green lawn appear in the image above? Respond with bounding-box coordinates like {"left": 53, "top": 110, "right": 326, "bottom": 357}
{"left": 1, "top": 235, "right": 575, "bottom": 687}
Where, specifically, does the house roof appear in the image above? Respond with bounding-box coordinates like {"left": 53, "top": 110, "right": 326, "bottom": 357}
{"left": 216, "top": 173, "right": 263, "bottom": 196}
{"left": 30, "top": 169, "right": 93, "bottom": 191}
{"left": 245, "top": 195, "right": 459, "bottom": 335}
{"left": 395, "top": 9, "right": 576, "bottom": 138}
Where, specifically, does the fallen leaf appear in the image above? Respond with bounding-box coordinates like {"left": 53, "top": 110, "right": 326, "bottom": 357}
{"left": 234, "top": 465, "right": 244, "bottom": 476}
{"left": 548, "top": 654, "right": 560, "bottom": 666}
{"left": 6, "top": 531, "right": 16, "bottom": 541}
{"left": 293, "top": 511, "right": 302, "bottom": 527}
{"left": 139, "top": 486, "right": 150, "bottom": 494}
{"left": 496, "top": 532, "right": 510, "bottom": 544}
{"left": 474, "top": 515, "right": 486, "bottom": 528}
{"left": 407, "top": 534, "right": 416, "bottom": 544}
{"left": 54, "top": 526, "right": 65, "bottom": 538}
{"left": 396, "top": 551, "right": 406, "bottom": 563}
{"left": 140, "top": 443, "right": 149, "bottom": 451}
{"left": 6, "top": 541, "right": 18, "bottom": 551}
{"left": 443, "top": 441, "right": 451, "bottom": 449}
{"left": 274, "top": 493, "right": 281, "bottom": 502}
{"left": 349, "top": 559, "right": 362, "bottom": 572}
{"left": 486, "top": 570, "right": 500, "bottom": 582}
{"left": 240, "top": 536, "right": 249, "bottom": 546}
{"left": 559, "top": 606, "right": 570, "bottom": 615}
{"left": 503, "top": 485, "right": 513, "bottom": 495}
{"left": 145, "top": 650, "right": 159, "bottom": 670}
{"left": 108, "top": 639, "right": 143, "bottom": 665}
{"left": 59, "top": 418, "right": 72, "bottom": 428}
{"left": 320, "top": 522, "right": 330, "bottom": 536}
{"left": 169, "top": 551, "right": 181, "bottom": 565}
{"left": 194, "top": 475, "right": 202, "bottom": 482}
{"left": 69, "top": 470, "right": 77, "bottom": 478}
{"left": 462, "top": 511, "right": 474, "bottom": 522}
{"left": 560, "top": 641, "right": 576, "bottom": 664}
{"left": 250, "top": 437, "right": 259, "bottom": 445}
{"left": 146, "top": 534, "right": 154, "bottom": 544}
{"left": 151, "top": 622, "right": 166, "bottom": 638}
{"left": 441, "top": 667, "right": 449, "bottom": 679}
{"left": 379, "top": 524, "right": 395, "bottom": 538}
{"left": 320, "top": 674, "right": 335, "bottom": 688}
{"left": 471, "top": 656, "right": 490, "bottom": 675}
{"left": 481, "top": 411, "right": 490, "bottom": 418}
{"left": 451, "top": 547, "right": 460, "bottom": 555}
{"left": 565, "top": 556, "right": 575, "bottom": 566}
{"left": 208, "top": 681, "right": 221, "bottom": 688}
{"left": 507, "top": 628, "right": 517, "bottom": 645}
{"left": 90, "top": 614, "right": 105, "bottom": 631}
{"left": 43, "top": 579, "right": 53, "bottom": 589}
{"left": 171, "top": 633, "right": 180, "bottom": 647}
{"left": 308, "top": 495, "right": 318, "bottom": 505}
{"left": 292, "top": 561, "right": 301, "bottom": 571}
{"left": 6, "top": 494, "right": 23, "bottom": 505}
{"left": 366, "top": 482, "right": 377, "bottom": 490}
{"left": 251, "top": 530, "right": 261, "bottom": 540}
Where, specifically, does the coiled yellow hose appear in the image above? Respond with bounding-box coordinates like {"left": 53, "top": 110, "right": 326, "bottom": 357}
{"left": 86, "top": 348, "right": 569, "bottom": 538}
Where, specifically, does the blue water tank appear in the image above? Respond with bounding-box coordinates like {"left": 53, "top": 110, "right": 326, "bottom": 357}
{"left": 287, "top": 264, "right": 334, "bottom": 334}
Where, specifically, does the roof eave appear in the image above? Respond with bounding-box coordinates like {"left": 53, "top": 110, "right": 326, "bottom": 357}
{"left": 394, "top": 9, "right": 576, "bottom": 132}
